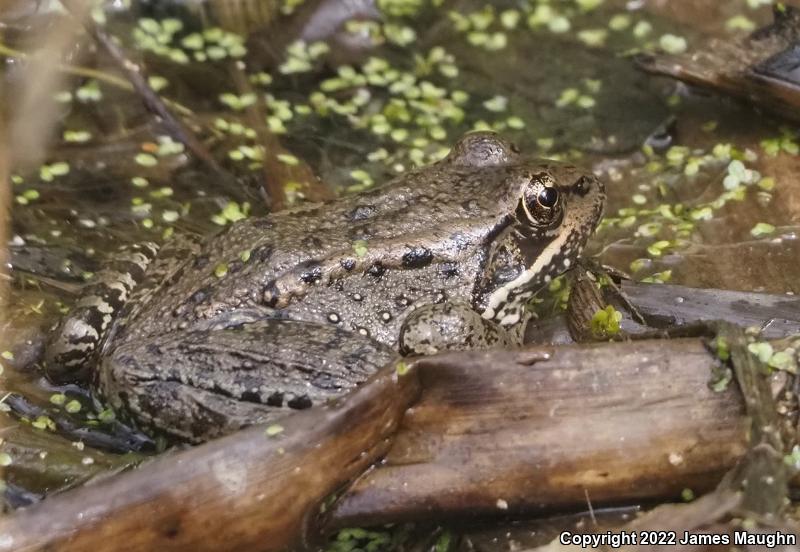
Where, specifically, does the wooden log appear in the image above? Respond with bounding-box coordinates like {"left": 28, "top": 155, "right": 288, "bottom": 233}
{"left": 0, "top": 363, "right": 421, "bottom": 552}
{"left": 0, "top": 339, "right": 751, "bottom": 549}
{"left": 330, "top": 339, "right": 749, "bottom": 528}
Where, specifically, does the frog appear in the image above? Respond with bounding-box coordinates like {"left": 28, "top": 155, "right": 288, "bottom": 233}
{"left": 44, "top": 132, "right": 606, "bottom": 443}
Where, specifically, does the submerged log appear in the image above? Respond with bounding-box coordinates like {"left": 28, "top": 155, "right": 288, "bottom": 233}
{"left": 636, "top": 6, "right": 800, "bottom": 123}
{"left": 528, "top": 280, "right": 800, "bottom": 344}
{"left": 619, "top": 281, "right": 800, "bottom": 339}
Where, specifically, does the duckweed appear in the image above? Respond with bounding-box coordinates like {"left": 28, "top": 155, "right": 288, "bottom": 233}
{"left": 609, "top": 14, "right": 631, "bottom": 31}
{"left": 726, "top": 15, "right": 756, "bottom": 32}
{"left": 134, "top": 153, "right": 158, "bottom": 167}
{"left": 76, "top": 80, "right": 102, "bottom": 102}
{"left": 353, "top": 240, "right": 369, "bottom": 258}
{"left": 162, "top": 210, "right": 180, "bottom": 223}
{"left": 219, "top": 93, "right": 257, "bottom": 111}
{"left": 98, "top": 408, "right": 116, "bottom": 423}
{"left": 16, "top": 189, "right": 40, "bottom": 205}
{"left": 748, "top": 341, "right": 774, "bottom": 363}
{"left": 39, "top": 162, "right": 70, "bottom": 182}
{"left": 32, "top": 416, "right": 56, "bottom": 431}
{"left": 629, "top": 258, "right": 650, "bottom": 273}
{"left": 212, "top": 202, "right": 250, "bottom": 226}
{"left": 590, "top": 306, "right": 622, "bottom": 339}
{"left": 761, "top": 129, "right": 799, "bottom": 156}
{"left": 49, "top": 393, "right": 67, "bottom": 406}
{"left": 279, "top": 41, "right": 330, "bottom": 74}
{"left": 784, "top": 446, "right": 800, "bottom": 469}
{"left": 147, "top": 75, "right": 169, "bottom": 92}
{"left": 63, "top": 130, "right": 92, "bottom": 143}
{"left": 396, "top": 361, "right": 410, "bottom": 376}
{"left": 640, "top": 270, "right": 672, "bottom": 284}
{"left": 575, "top": 0, "right": 604, "bottom": 10}
{"left": 646, "top": 240, "right": 671, "bottom": 257}
{"left": 265, "top": 424, "right": 284, "bottom": 437}
{"left": 757, "top": 177, "right": 776, "bottom": 191}
{"left": 156, "top": 136, "right": 185, "bottom": 156}
{"left": 577, "top": 29, "right": 608, "bottom": 47}
{"left": 500, "top": 10, "right": 521, "bottom": 29}
{"left": 483, "top": 96, "right": 508, "bottom": 112}
{"left": 214, "top": 263, "right": 228, "bottom": 278}
{"left": 632, "top": 20, "right": 653, "bottom": 38}
{"left": 750, "top": 222, "right": 776, "bottom": 238}
{"left": 658, "top": 34, "right": 688, "bottom": 54}
{"left": 350, "top": 169, "right": 374, "bottom": 188}
{"left": 277, "top": 154, "right": 300, "bottom": 166}
{"left": 747, "top": 0, "right": 774, "bottom": 8}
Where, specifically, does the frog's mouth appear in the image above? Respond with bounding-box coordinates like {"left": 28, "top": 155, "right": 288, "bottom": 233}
{"left": 479, "top": 224, "right": 583, "bottom": 326}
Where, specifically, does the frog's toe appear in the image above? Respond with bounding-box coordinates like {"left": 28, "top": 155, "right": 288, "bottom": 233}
{"left": 398, "top": 301, "right": 515, "bottom": 356}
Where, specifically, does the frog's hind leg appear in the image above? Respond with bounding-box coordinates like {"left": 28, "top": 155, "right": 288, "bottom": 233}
{"left": 45, "top": 235, "right": 205, "bottom": 383}
{"left": 99, "top": 319, "right": 398, "bottom": 443}
{"left": 44, "top": 242, "right": 160, "bottom": 383}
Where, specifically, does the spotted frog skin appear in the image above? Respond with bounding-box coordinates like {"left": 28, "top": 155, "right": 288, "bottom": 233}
{"left": 45, "top": 132, "right": 606, "bottom": 442}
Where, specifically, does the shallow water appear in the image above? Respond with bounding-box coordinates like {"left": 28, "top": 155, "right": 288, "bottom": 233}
{"left": 0, "top": 0, "right": 797, "bottom": 531}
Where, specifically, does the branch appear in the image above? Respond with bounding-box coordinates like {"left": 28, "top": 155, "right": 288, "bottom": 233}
{"left": 58, "top": 1, "right": 245, "bottom": 200}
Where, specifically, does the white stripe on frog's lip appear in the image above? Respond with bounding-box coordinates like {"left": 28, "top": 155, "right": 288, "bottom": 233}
{"left": 500, "top": 311, "right": 520, "bottom": 326}
{"left": 481, "top": 229, "right": 572, "bottom": 322}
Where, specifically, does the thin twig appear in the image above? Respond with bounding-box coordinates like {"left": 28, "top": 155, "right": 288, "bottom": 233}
{"left": 0, "top": 41, "right": 198, "bottom": 120}
{"left": 0, "top": 95, "right": 9, "bottom": 314}
{"left": 229, "top": 65, "right": 287, "bottom": 211}
{"left": 229, "top": 64, "right": 336, "bottom": 210}
{"left": 58, "top": 0, "right": 245, "bottom": 199}
{"left": 0, "top": 84, "right": 10, "bottom": 499}
{"left": 584, "top": 488, "right": 597, "bottom": 526}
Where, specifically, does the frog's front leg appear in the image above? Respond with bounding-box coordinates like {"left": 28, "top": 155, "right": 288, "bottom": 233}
{"left": 398, "top": 300, "right": 522, "bottom": 356}
{"left": 99, "top": 319, "right": 398, "bottom": 443}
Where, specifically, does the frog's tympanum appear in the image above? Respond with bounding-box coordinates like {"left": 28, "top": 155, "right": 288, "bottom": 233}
{"left": 45, "top": 132, "right": 606, "bottom": 442}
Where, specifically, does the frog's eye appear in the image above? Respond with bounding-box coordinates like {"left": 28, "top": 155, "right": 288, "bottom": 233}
{"left": 518, "top": 184, "right": 561, "bottom": 226}
{"left": 537, "top": 187, "right": 559, "bottom": 208}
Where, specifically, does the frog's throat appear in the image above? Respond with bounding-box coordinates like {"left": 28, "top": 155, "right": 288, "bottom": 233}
{"left": 480, "top": 229, "right": 573, "bottom": 323}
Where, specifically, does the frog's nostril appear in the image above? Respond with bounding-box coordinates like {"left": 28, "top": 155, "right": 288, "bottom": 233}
{"left": 573, "top": 176, "right": 593, "bottom": 196}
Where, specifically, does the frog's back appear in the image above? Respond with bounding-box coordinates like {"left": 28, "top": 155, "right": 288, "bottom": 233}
{"left": 109, "top": 161, "right": 513, "bottom": 350}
